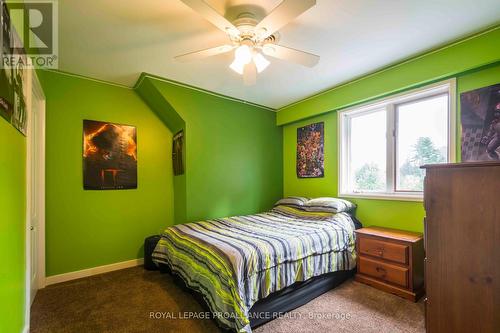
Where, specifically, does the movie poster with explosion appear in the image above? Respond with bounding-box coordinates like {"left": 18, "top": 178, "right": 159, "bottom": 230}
{"left": 461, "top": 83, "right": 500, "bottom": 161}
{"left": 83, "top": 120, "right": 137, "bottom": 190}
{"left": 297, "top": 122, "right": 324, "bottom": 178}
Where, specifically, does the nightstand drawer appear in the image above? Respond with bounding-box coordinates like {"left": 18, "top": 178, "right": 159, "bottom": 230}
{"left": 359, "top": 256, "right": 408, "bottom": 288}
{"left": 359, "top": 237, "right": 408, "bottom": 264}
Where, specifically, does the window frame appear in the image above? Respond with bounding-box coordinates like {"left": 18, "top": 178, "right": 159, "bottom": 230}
{"left": 338, "top": 79, "right": 456, "bottom": 201}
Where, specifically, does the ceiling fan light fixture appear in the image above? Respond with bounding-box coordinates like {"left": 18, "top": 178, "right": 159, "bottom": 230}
{"left": 234, "top": 45, "right": 252, "bottom": 65}
{"left": 230, "top": 44, "right": 254, "bottom": 75}
{"left": 253, "top": 52, "right": 270, "bottom": 73}
{"left": 229, "top": 58, "right": 245, "bottom": 75}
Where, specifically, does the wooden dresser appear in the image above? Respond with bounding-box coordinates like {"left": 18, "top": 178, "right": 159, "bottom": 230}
{"left": 354, "top": 226, "right": 424, "bottom": 302}
{"left": 422, "top": 162, "right": 500, "bottom": 333}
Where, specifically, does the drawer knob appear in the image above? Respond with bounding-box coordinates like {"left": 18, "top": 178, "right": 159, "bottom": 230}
{"left": 375, "top": 266, "right": 387, "bottom": 277}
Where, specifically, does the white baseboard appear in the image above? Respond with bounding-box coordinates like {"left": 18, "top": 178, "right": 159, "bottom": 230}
{"left": 22, "top": 324, "right": 29, "bottom": 333}
{"left": 45, "top": 258, "right": 144, "bottom": 286}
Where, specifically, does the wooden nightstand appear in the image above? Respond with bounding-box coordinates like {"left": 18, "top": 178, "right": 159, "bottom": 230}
{"left": 354, "top": 226, "right": 424, "bottom": 302}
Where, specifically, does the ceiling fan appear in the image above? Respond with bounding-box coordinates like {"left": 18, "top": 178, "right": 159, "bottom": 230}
{"left": 176, "top": 0, "right": 319, "bottom": 85}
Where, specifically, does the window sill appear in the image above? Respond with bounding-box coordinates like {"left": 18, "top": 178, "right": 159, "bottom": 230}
{"left": 339, "top": 192, "right": 423, "bottom": 202}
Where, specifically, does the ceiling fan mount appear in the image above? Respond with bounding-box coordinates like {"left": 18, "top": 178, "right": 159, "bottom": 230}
{"left": 229, "top": 12, "right": 281, "bottom": 46}
{"left": 176, "top": 0, "right": 319, "bottom": 85}
{"left": 233, "top": 12, "right": 258, "bottom": 28}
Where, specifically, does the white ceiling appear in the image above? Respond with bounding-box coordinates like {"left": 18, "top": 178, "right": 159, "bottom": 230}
{"left": 58, "top": 0, "right": 500, "bottom": 109}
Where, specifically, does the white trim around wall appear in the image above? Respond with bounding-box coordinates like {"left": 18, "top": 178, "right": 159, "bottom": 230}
{"left": 45, "top": 258, "right": 144, "bottom": 286}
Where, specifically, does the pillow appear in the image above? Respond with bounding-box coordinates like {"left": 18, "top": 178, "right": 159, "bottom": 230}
{"left": 304, "top": 197, "right": 356, "bottom": 213}
{"left": 274, "top": 196, "right": 309, "bottom": 209}
{"left": 272, "top": 204, "right": 335, "bottom": 218}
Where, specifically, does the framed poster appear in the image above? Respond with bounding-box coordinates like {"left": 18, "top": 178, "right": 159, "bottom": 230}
{"left": 0, "top": 2, "right": 14, "bottom": 123}
{"left": 83, "top": 120, "right": 137, "bottom": 190}
{"left": 172, "top": 130, "right": 184, "bottom": 176}
{"left": 297, "top": 122, "right": 324, "bottom": 178}
{"left": 1, "top": 2, "right": 28, "bottom": 135}
{"left": 461, "top": 83, "right": 500, "bottom": 161}
{"left": 10, "top": 47, "right": 28, "bottom": 135}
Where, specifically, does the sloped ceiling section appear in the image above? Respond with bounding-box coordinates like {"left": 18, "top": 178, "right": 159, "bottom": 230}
{"left": 59, "top": 0, "right": 500, "bottom": 109}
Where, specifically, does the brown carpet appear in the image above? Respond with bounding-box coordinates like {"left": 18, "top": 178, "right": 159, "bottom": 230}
{"left": 31, "top": 267, "right": 424, "bottom": 333}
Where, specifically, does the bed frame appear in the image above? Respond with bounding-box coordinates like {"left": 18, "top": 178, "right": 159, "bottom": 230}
{"left": 159, "top": 263, "right": 355, "bottom": 330}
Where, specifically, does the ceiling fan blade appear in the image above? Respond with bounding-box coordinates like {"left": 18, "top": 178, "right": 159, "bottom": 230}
{"left": 243, "top": 62, "right": 257, "bottom": 86}
{"left": 255, "top": 0, "right": 316, "bottom": 40}
{"left": 262, "top": 44, "right": 319, "bottom": 67}
{"left": 180, "top": 0, "right": 240, "bottom": 37}
{"left": 175, "top": 45, "right": 234, "bottom": 62}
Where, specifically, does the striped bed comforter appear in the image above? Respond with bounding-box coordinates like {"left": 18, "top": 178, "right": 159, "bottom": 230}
{"left": 152, "top": 205, "right": 357, "bottom": 332}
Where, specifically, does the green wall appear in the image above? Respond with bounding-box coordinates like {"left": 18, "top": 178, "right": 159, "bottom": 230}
{"left": 40, "top": 70, "right": 283, "bottom": 276}
{"left": 0, "top": 3, "right": 26, "bottom": 331}
{"left": 283, "top": 63, "right": 500, "bottom": 233}
{"left": 0, "top": 119, "right": 26, "bottom": 333}
{"left": 280, "top": 28, "right": 500, "bottom": 233}
{"left": 39, "top": 71, "right": 175, "bottom": 276}
{"left": 136, "top": 76, "right": 283, "bottom": 223}
{"left": 283, "top": 112, "right": 426, "bottom": 232}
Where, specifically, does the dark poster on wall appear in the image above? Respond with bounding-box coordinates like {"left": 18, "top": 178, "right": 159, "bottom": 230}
{"left": 172, "top": 130, "right": 184, "bottom": 176}
{"left": 1, "top": 1, "right": 28, "bottom": 135}
{"left": 0, "top": 1, "right": 14, "bottom": 122}
{"left": 461, "top": 83, "right": 500, "bottom": 161}
{"left": 10, "top": 46, "right": 28, "bottom": 135}
{"left": 297, "top": 122, "right": 324, "bottom": 178}
{"left": 83, "top": 120, "right": 137, "bottom": 190}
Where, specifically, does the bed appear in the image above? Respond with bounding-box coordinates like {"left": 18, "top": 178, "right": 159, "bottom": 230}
{"left": 152, "top": 197, "right": 360, "bottom": 332}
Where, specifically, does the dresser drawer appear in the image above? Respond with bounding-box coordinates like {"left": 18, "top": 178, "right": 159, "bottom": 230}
{"left": 359, "top": 237, "right": 408, "bottom": 264}
{"left": 359, "top": 256, "right": 409, "bottom": 288}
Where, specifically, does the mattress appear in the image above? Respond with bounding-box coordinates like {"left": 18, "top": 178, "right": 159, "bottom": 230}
{"left": 152, "top": 205, "right": 357, "bottom": 332}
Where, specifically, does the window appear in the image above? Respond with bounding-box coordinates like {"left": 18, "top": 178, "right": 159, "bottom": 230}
{"left": 350, "top": 108, "right": 387, "bottom": 193}
{"left": 339, "top": 80, "right": 455, "bottom": 200}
